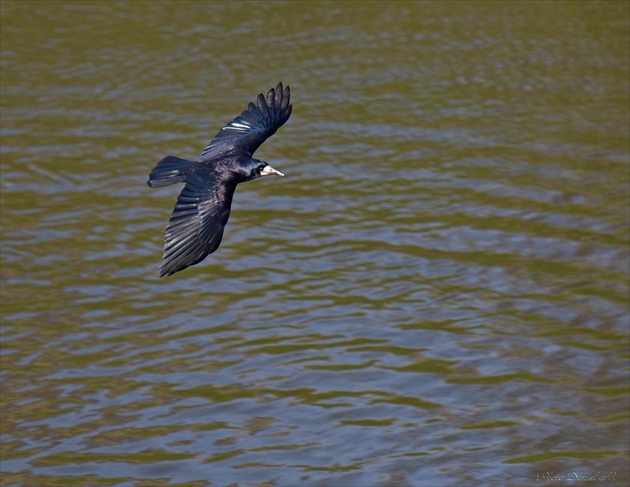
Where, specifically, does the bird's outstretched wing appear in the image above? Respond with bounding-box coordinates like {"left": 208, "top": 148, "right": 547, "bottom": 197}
{"left": 160, "top": 168, "right": 236, "bottom": 277}
{"left": 199, "top": 82, "right": 291, "bottom": 161}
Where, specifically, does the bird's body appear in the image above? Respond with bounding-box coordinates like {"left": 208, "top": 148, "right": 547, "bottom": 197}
{"left": 148, "top": 83, "right": 291, "bottom": 277}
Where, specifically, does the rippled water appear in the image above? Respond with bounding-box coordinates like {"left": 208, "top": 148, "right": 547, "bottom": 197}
{"left": 2, "top": 2, "right": 629, "bottom": 486}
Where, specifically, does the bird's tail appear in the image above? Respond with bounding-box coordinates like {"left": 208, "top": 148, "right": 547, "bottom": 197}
{"left": 147, "top": 156, "right": 195, "bottom": 188}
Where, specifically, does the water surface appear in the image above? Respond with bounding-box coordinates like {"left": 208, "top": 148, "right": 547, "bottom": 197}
{"left": 1, "top": 1, "right": 629, "bottom": 486}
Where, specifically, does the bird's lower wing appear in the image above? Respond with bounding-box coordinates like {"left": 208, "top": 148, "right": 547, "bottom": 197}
{"left": 160, "top": 170, "right": 235, "bottom": 277}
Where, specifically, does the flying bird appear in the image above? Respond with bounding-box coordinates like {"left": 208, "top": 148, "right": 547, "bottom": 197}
{"left": 147, "top": 83, "right": 291, "bottom": 277}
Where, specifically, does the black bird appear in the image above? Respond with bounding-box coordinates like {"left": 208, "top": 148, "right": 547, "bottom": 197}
{"left": 147, "top": 83, "right": 291, "bottom": 277}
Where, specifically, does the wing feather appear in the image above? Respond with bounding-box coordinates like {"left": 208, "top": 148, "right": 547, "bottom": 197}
{"left": 159, "top": 169, "right": 235, "bottom": 277}
{"left": 199, "top": 83, "right": 292, "bottom": 161}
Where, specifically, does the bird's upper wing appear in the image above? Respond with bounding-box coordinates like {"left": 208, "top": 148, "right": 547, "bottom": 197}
{"left": 199, "top": 82, "right": 292, "bottom": 161}
{"left": 160, "top": 168, "right": 235, "bottom": 277}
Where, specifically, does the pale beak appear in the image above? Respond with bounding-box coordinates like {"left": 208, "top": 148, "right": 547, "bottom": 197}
{"left": 260, "top": 165, "right": 285, "bottom": 177}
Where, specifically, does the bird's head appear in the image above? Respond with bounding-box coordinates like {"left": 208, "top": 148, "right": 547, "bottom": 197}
{"left": 240, "top": 158, "right": 285, "bottom": 182}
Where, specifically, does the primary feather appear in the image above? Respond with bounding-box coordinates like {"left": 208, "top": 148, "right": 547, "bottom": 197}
{"left": 199, "top": 83, "right": 291, "bottom": 161}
